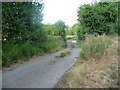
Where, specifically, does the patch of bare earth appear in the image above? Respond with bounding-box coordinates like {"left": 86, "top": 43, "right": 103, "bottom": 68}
{"left": 55, "top": 39, "right": 119, "bottom": 88}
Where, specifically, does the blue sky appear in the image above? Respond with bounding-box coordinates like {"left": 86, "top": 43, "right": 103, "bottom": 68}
{"left": 42, "top": 0, "right": 100, "bottom": 26}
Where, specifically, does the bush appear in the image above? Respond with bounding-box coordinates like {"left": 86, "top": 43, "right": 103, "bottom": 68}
{"left": 2, "top": 43, "right": 44, "bottom": 66}
{"left": 39, "top": 36, "right": 66, "bottom": 53}
{"left": 3, "top": 44, "right": 19, "bottom": 66}
{"left": 80, "top": 35, "right": 113, "bottom": 60}
{"left": 2, "top": 36, "right": 66, "bottom": 66}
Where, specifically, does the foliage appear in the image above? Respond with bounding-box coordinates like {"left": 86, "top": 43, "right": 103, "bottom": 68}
{"left": 38, "top": 36, "right": 66, "bottom": 53}
{"left": 44, "top": 20, "right": 66, "bottom": 38}
{"left": 77, "top": 2, "right": 118, "bottom": 40}
{"left": 80, "top": 35, "right": 112, "bottom": 60}
{"left": 2, "top": 2, "right": 67, "bottom": 66}
{"left": 2, "top": 2, "right": 44, "bottom": 44}
{"left": 3, "top": 36, "right": 65, "bottom": 66}
{"left": 43, "top": 20, "right": 67, "bottom": 47}
{"left": 2, "top": 43, "right": 43, "bottom": 66}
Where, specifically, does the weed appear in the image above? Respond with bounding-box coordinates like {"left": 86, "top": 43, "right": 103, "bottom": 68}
{"left": 49, "top": 60, "right": 56, "bottom": 64}
{"left": 80, "top": 35, "right": 113, "bottom": 60}
{"left": 55, "top": 51, "right": 71, "bottom": 58}
{"left": 55, "top": 56, "right": 60, "bottom": 58}
{"left": 109, "top": 72, "right": 118, "bottom": 80}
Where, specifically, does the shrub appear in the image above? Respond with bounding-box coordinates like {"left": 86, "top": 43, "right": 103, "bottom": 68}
{"left": 3, "top": 44, "right": 22, "bottom": 66}
{"left": 2, "top": 36, "right": 66, "bottom": 66}
{"left": 2, "top": 43, "right": 44, "bottom": 66}
{"left": 39, "top": 36, "right": 66, "bottom": 53}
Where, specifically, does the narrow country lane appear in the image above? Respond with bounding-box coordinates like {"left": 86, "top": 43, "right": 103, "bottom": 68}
{"left": 2, "top": 39, "right": 80, "bottom": 88}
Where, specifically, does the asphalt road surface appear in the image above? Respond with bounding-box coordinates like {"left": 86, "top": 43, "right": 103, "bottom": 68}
{"left": 2, "top": 39, "right": 80, "bottom": 88}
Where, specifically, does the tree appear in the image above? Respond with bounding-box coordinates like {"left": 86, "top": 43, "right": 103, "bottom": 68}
{"left": 2, "top": 2, "right": 45, "bottom": 44}
{"left": 50, "top": 20, "right": 67, "bottom": 47}
{"left": 77, "top": 2, "right": 118, "bottom": 40}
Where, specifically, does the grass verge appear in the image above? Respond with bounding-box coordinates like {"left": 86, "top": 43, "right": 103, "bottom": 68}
{"left": 55, "top": 35, "right": 119, "bottom": 88}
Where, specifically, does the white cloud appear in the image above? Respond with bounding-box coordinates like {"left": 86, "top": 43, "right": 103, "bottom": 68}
{"left": 42, "top": 0, "right": 100, "bottom": 26}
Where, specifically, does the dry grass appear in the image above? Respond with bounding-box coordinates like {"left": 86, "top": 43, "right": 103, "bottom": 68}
{"left": 80, "top": 35, "right": 113, "bottom": 60}
{"left": 55, "top": 36, "right": 119, "bottom": 88}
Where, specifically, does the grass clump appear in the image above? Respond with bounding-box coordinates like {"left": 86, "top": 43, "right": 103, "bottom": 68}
{"left": 55, "top": 51, "right": 71, "bottom": 58}
{"left": 49, "top": 60, "right": 56, "bottom": 64}
{"left": 80, "top": 35, "right": 113, "bottom": 60}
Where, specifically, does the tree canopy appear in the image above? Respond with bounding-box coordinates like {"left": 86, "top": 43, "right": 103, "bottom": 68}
{"left": 76, "top": 2, "right": 118, "bottom": 40}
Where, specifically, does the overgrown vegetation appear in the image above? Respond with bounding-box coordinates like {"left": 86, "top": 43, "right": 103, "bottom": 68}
{"left": 55, "top": 36, "right": 119, "bottom": 88}
{"left": 49, "top": 60, "right": 56, "bottom": 64}
{"left": 55, "top": 51, "right": 71, "bottom": 58}
{"left": 55, "top": 1, "right": 119, "bottom": 88}
{"left": 44, "top": 20, "right": 67, "bottom": 45}
{"left": 2, "top": 2, "right": 67, "bottom": 66}
{"left": 80, "top": 35, "right": 112, "bottom": 60}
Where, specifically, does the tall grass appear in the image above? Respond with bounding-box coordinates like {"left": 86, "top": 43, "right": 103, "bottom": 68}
{"left": 80, "top": 35, "right": 113, "bottom": 60}
{"left": 2, "top": 36, "right": 65, "bottom": 66}
{"left": 55, "top": 35, "right": 117, "bottom": 88}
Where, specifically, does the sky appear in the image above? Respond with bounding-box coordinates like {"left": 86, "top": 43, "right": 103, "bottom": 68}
{"left": 42, "top": 0, "right": 100, "bottom": 26}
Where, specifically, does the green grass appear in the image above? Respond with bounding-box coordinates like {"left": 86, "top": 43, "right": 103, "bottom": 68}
{"left": 55, "top": 51, "right": 71, "bottom": 58}
{"left": 80, "top": 35, "right": 113, "bottom": 60}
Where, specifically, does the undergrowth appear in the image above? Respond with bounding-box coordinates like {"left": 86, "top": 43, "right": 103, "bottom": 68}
{"left": 80, "top": 35, "right": 113, "bottom": 60}
{"left": 2, "top": 36, "right": 65, "bottom": 66}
